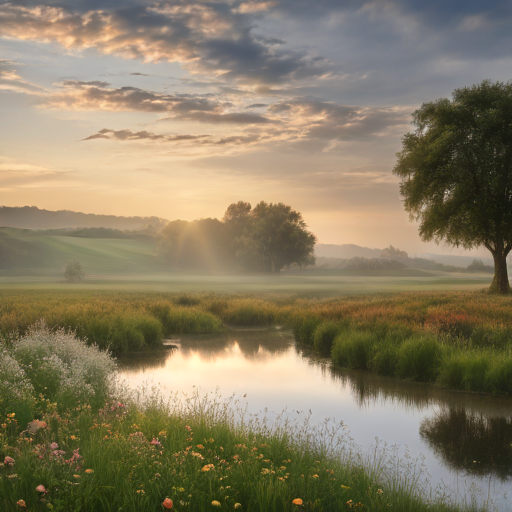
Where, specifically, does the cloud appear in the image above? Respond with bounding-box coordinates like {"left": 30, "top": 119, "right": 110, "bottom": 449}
{"left": 42, "top": 81, "right": 277, "bottom": 124}
{"left": 80, "top": 127, "right": 262, "bottom": 147}
{"left": 0, "top": 2, "right": 330, "bottom": 85}
{"left": 0, "top": 59, "right": 45, "bottom": 94}
{"left": 80, "top": 128, "right": 209, "bottom": 142}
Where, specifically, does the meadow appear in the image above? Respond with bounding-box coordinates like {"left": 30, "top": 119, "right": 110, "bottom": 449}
{"left": 1, "top": 287, "right": 512, "bottom": 394}
{"left": 0, "top": 326, "right": 484, "bottom": 512}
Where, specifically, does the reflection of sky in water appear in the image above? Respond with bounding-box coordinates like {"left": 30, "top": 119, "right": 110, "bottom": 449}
{"left": 118, "top": 331, "right": 512, "bottom": 511}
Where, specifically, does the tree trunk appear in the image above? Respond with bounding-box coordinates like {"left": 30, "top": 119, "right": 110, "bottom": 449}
{"left": 489, "top": 250, "right": 511, "bottom": 294}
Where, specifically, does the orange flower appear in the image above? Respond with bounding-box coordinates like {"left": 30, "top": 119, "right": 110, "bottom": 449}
{"left": 16, "top": 500, "right": 26, "bottom": 508}
{"left": 85, "top": 469, "right": 94, "bottom": 474}
{"left": 162, "top": 498, "right": 173, "bottom": 509}
{"left": 292, "top": 498, "right": 303, "bottom": 506}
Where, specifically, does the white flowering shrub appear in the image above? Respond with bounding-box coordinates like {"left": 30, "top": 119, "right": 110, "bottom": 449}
{"left": 10, "top": 321, "right": 116, "bottom": 410}
{"left": 0, "top": 349, "right": 35, "bottom": 422}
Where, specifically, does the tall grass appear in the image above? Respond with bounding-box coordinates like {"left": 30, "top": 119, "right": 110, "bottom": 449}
{"left": 3, "top": 289, "right": 512, "bottom": 393}
{"left": 0, "top": 387, "right": 481, "bottom": 512}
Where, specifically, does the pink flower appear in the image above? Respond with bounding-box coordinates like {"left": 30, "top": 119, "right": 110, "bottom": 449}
{"left": 151, "top": 438, "right": 161, "bottom": 446}
{"left": 49, "top": 442, "right": 58, "bottom": 450}
{"left": 4, "top": 456, "right": 15, "bottom": 466}
{"left": 36, "top": 485, "right": 47, "bottom": 493}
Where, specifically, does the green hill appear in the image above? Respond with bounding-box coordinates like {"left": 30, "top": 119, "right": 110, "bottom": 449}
{"left": 0, "top": 227, "right": 168, "bottom": 275}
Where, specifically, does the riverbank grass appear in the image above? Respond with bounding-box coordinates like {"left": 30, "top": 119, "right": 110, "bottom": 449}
{"left": 0, "top": 325, "right": 481, "bottom": 512}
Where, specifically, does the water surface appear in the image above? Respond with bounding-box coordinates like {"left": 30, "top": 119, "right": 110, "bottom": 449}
{"left": 118, "top": 329, "right": 512, "bottom": 511}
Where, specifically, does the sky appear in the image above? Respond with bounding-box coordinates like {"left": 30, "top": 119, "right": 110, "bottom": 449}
{"left": 1, "top": 0, "right": 511, "bottom": 255}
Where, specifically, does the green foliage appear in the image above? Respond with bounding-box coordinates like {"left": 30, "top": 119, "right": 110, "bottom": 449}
{"left": 1, "top": 323, "right": 115, "bottom": 416}
{"left": 313, "top": 322, "right": 342, "bottom": 356}
{"left": 393, "top": 80, "right": 512, "bottom": 293}
{"left": 396, "top": 335, "right": 443, "bottom": 382}
{"left": 331, "top": 331, "right": 375, "bottom": 370}
{"left": 0, "top": 390, "right": 477, "bottom": 512}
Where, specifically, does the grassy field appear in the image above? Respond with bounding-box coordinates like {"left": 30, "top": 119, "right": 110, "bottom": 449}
{"left": 0, "top": 327, "right": 483, "bottom": 512}
{"left": 1, "top": 287, "right": 512, "bottom": 395}
{"left": 0, "top": 227, "right": 168, "bottom": 275}
{"left": 0, "top": 270, "right": 492, "bottom": 296}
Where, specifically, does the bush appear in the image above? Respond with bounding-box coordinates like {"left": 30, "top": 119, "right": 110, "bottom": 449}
{"left": 11, "top": 322, "right": 116, "bottom": 410}
{"left": 0, "top": 350, "right": 35, "bottom": 423}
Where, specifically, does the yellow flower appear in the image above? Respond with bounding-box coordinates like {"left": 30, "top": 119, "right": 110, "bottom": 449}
{"left": 212, "top": 500, "right": 221, "bottom": 507}
{"left": 234, "top": 504, "right": 242, "bottom": 509}
{"left": 341, "top": 485, "right": 351, "bottom": 490}
{"left": 202, "top": 464, "right": 215, "bottom": 471}
{"left": 136, "top": 489, "right": 145, "bottom": 495}
{"left": 292, "top": 498, "right": 303, "bottom": 506}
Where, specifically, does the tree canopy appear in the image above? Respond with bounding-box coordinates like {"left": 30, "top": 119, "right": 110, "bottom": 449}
{"left": 157, "top": 201, "right": 316, "bottom": 273}
{"left": 393, "top": 80, "right": 512, "bottom": 293}
{"left": 63, "top": 259, "right": 84, "bottom": 283}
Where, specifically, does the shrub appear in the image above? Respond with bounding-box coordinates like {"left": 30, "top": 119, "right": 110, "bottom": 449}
{"left": 11, "top": 322, "right": 116, "bottom": 410}
{"left": 0, "top": 349, "right": 35, "bottom": 423}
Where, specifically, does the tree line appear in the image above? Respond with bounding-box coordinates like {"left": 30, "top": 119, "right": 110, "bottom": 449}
{"left": 156, "top": 201, "right": 316, "bottom": 273}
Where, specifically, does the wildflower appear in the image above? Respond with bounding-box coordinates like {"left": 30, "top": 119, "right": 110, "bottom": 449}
{"left": 85, "top": 469, "right": 94, "bottom": 474}
{"left": 136, "top": 490, "right": 145, "bottom": 495}
{"left": 202, "top": 464, "right": 215, "bottom": 471}
{"left": 4, "top": 456, "right": 15, "bottom": 466}
{"left": 292, "top": 498, "right": 303, "bottom": 506}
{"left": 70, "top": 435, "right": 78, "bottom": 440}
{"left": 312, "top": 474, "right": 319, "bottom": 478}
{"left": 151, "top": 438, "right": 161, "bottom": 446}
{"left": 49, "top": 442, "right": 58, "bottom": 450}
{"left": 234, "top": 504, "right": 242, "bottom": 509}
{"left": 8, "top": 474, "right": 19, "bottom": 479}
{"left": 196, "top": 444, "right": 204, "bottom": 449}
{"left": 162, "top": 498, "right": 173, "bottom": 509}
{"left": 36, "top": 485, "right": 47, "bottom": 493}
{"left": 377, "top": 489, "right": 384, "bottom": 495}
{"left": 16, "top": 500, "right": 26, "bottom": 508}
{"left": 73, "top": 475, "right": 81, "bottom": 479}
{"left": 212, "top": 500, "right": 221, "bottom": 507}
{"left": 7, "top": 413, "right": 15, "bottom": 418}
{"left": 341, "top": 485, "right": 351, "bottom": 490}
{"left": 155, "top": 473, "right": 161, "bottom": 478}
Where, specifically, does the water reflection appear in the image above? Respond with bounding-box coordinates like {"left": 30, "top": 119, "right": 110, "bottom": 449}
{"left": 118, "top": 328, "right": 291, "bottom": 372}
{"left": 420, "top": 407, "right": 512, "bottom": 480}
{"left": 117, "top": 330, "right": 512, "bottom": 510}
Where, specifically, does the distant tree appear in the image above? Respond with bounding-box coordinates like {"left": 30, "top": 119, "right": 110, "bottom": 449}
{"left": 380, "top": 245, "right": 408, "bottom": 261}
{"left": 63, "top": 260, "right": 84, "bottom": 283}
{"left": 230, "top": 201, "right": 316, "bottom": 273}
{"left": 393, "top": 80, "right": 512, "bottom": 293}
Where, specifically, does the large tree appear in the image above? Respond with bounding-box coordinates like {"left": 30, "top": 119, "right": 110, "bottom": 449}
{"left": 393, "top": 80, "right": 512, "bottom": 293}
{"left": 227, "top": 201, "right": 316, "bottom": 273}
